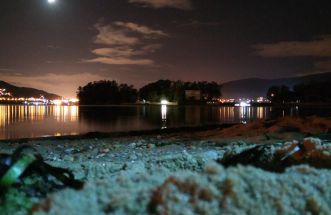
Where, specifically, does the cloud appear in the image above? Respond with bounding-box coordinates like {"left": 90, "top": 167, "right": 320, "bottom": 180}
{"left": 85, "top": 21, "right": 166, "bottom": 66}
{"left": 92, "top": 48, "right": 135, "bottom": 58}
{"left": 140, "top": 44, "right": 162, "bottom": 53}
{"left": 253, "top": 36, "right": 331, "bottom": 57}
{"left": 129, "top": 0, "right": 192, "bottom": 10}
{"left": 92, "top": 44, "right": 162, "bottom": 58}
{"left": 94, "top": 23, "right": 139, "bottom": 46}
{"left": 85, "top": 57, "right": 154, "bottom": 65}
{"left": 253, "top": 36, "right": 331, "bottom": 74}
{"left": 0, "top": 68, "right": 16, "bottom": 72}
{"left": 114, "top": 22, "right": 168, "bottom": 37}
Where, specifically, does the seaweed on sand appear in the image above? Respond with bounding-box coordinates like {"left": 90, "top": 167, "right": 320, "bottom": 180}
{"left": 0, "top": 146, "right": 83, "bottom": 214}
{"left": 218, "top": 137, "right": 331, "bottom": 172}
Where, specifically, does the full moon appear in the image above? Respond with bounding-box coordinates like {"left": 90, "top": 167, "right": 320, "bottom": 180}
{"left": 48, "top": 0, "right": 56, "bottom": 3}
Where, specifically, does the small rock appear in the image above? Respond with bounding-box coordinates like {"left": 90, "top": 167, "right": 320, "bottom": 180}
{"left": 96, "top": 153, "right": 106, "bottom": 158}
{"left": 121, "top": 163, "right": 128, "bottom": 170}
{"left": 322, "top": 151, "right": 331, "bottom": 156}
{"left": 188, "top": 145, "right": 196, "bottom": 150}
{"left": 64, "top": 148, "right": 75, "bottom": 154}
{"left": 136, "top": 141, "right": 144, "bottom": 147}
{"left": 129, "top": 154, "right": 138, "bottom": 160}
{"left": 63, "top": 155, "right": 74, "bottom": 162}
{"left": 114, "top": 144, "right": 121, "bottom": 149}
{"left": 129, "top": 143, "right": 137, "bottom": 148}
{"left": 100, "top": 148, "right": 110, "bottom": 153}
{"left": 147, "top": 144, "right": 155, "bottom": 149}
{"left": 201, "top": 150, "right": 219, "bottom": 161}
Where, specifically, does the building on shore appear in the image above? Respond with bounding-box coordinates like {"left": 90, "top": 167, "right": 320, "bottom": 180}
{"left": 185, "top": 90, "right": 201, "bottom": 101}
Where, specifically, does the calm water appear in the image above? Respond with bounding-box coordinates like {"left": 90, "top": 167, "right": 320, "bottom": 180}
{"left": 0, "top": 105, "right": 330, "bottom": 140}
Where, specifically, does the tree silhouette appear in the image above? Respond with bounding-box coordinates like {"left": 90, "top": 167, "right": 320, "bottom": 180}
{"left": 77, "top": 80, "right": 137, "bottom": 105}
{"left": 294, "top": 81, "right": 331, "bottom": 102}
{"left": 139, "top": 80, "right": 221, "bottom": 104}
{"left": 267, "top": 81, "right": 331, "bottom": 104}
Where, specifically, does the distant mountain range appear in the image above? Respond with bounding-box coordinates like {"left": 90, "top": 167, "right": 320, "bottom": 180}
{"left": 0, "top": 81, "right": 61, "bottom": 100}
{"left": 221, "top": 72, "right": 331, "bottom": 99}
{"left": 1, "top": 72, "right": 331, "bottom": 101}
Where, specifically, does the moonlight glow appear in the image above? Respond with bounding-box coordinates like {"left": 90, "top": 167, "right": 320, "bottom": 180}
{"left": 48, "top": 0, "right": 56, "bottom": 4}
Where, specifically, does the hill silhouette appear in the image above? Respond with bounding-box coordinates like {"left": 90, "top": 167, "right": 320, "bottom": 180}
{"left": 0, "top": 81, "right": 61, "bottom": 99}
{"left": 221, "top": 72, "right": 331, "bottom": 99}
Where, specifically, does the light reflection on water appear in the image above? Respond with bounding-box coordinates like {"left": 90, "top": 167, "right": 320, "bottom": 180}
{"left": 0, "top": 104, "right": 327, "bottom": 140}
{"left": 0, "top": 105, "right": 79, "bottom": 139}
{"left": 161, "top": 105, "right": 167, "bottom": 129}
{"left": 237, "top": 106, "right": 271, "bottom": 124}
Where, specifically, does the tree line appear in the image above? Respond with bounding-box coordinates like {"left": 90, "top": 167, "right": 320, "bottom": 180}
{"left": 77, "top": 81, "right": 137, "bottom": 105}
{"left": 77, "top": 80, "right": 221, "bottom": 105}
{"left": 267, "top": 81, "right": 331, "bottom": 103}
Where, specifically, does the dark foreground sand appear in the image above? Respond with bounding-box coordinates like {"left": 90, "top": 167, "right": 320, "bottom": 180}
{"left": 1, "top": 116, "right": 331, "bottom": 215}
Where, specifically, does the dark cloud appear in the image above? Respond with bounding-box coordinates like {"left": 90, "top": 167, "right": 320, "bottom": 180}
{"left": 253, "top": 36, "right": 331, "bottom": 73}
{"left": 128, "top": 0, "right": 192, "bottom": 10}
{"left": 180, "top": 20, "right": 222, "bottom": 27}
{"left": 253, "top": 36, "right": 331, "bottom": 58}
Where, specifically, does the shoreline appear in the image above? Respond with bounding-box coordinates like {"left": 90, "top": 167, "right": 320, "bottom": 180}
{"left": 0, "top": 123, "right": 236, "bottom": 143}
{"left": 2, "top": 102, "right": 331, "bottom": 107}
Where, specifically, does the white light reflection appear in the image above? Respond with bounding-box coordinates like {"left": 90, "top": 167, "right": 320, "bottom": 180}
{"left": 161, "top": 104, "right": 167, "bottom": 129}
{"left": 239, "top": 106, "right": 248, "bottom": 124}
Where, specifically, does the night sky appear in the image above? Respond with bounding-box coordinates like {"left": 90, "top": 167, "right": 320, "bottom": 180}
{"left": 0, "top": 0, "right": 331, "bottom": 98}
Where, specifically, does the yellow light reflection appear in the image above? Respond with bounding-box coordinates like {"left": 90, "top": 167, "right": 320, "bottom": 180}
{"left": 70, "top": 106, "right": 79, "bottom": 122}
{"left": 257, "top": 107, "right": 264, "bottom": 119}
{"left": 219, "top": 107, "right": 235, "bottom": 122}
{"left": 0, "top": 106, "right": 7, "bottom": 128}
{"left": 0, "top": 105, "right": 79, "bottom": 129}
{"left": 54, "top": 105, "right": 79, "bottom": 122}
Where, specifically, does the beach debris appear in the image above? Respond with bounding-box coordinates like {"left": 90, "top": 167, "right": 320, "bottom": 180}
{"left": 0, "top": 146, "right": 83, "bottom": 196}
{"left": 203, "top": 116, "right": 331, "bottom": 140}
{"left": 218, "top": 138, "right": 331, "bottom": 172}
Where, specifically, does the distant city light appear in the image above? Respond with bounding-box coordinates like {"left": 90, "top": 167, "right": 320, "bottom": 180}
{"left": 69, "top": 98, "right": 79, "bottom": 103}
{"left": 0, "top": 87, "right": 79, "bottom": 105}
{"left": 52, "top": 100, "right": 62, "bottom": 105}
{"left": 235, "top": 101, "right": 251, "bottom": 107}
{"left": 240, "top": 101, "right": 250, "bottom": 107}
{"left": 240, "top": 102, "right": 251, "bottom": 107}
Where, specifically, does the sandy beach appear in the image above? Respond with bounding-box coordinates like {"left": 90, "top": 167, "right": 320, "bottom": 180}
{"left": 1, "top": 116, "right": 331, "bottom": 215}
